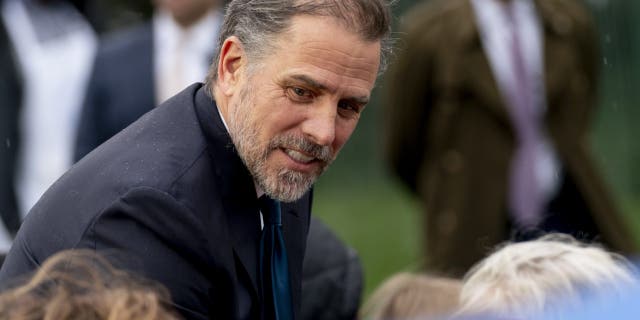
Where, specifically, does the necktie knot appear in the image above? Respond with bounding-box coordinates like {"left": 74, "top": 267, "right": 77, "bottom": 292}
{"left": 259, "top": 195, "right": 282, "bottom": 226}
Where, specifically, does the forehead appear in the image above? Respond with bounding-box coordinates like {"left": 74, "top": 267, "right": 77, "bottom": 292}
{"left": 268, "top": 15, "right": 381, "bottom": 96}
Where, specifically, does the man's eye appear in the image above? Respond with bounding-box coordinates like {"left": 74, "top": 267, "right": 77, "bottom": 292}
{"left": 287, "top": 87, "right": 313, "bottom": 102}
{"left": 338, "top": 100, "right": 360, "bottom": 114}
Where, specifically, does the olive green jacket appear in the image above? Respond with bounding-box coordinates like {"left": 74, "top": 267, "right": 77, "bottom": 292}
{"left": 384, "top": 0, "right": 637, "bottom": 276}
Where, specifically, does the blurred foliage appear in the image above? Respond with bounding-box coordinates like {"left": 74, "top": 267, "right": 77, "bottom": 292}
{"left": 589, "top": 0, "right": 640, "bottom": 243}
{"left": 590, "top": 1, "right": 640, "bottom": 199}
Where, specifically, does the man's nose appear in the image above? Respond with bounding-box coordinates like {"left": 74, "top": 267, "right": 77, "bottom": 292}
{"left": 301, "top": 103, "right": 337, "bottom": 147}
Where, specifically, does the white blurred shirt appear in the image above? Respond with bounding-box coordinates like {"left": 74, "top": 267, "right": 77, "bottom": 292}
{"left": 154, "top": 8, "right": 222, "bottom": 104}
{"left": 1, "top": 0, "right": 96, "bottom": 236}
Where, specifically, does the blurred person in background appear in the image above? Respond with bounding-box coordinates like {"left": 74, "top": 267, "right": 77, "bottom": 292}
{"left": 0, "top": 0, "right": 96, "bottom": 260}
{"left": 74, "top": 0, "right": 224, "bottom": 160}
{"left": 0, "top": 249, "right": 179, "bottom": 319}
{"left": 75, "top": 0, "right": 154, "bottom": 34}
{"left": 0, "top": 5, "right": 22, "bottom": 262}
{"left": 384, "top": 0, "right": 637, "bottom": 277}
{"left": 360, "top": 272, "right": 462, "bottom": 320}
{"left": 456, "top": 234, "right": 638, "bottom": 319}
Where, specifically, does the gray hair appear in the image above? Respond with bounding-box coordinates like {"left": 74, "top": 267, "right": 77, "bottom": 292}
{"left": 205, "top": 0, "right": 392, "bottom": 87}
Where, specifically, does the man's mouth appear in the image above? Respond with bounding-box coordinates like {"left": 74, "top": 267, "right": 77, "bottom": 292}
{"left": 283, "top": 148, "right": 315, "bottom": 164}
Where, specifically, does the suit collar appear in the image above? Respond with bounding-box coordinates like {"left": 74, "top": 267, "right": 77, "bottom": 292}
{"left": 535, "top": 0, "right": 578, "bottom": 110}
{"left": 194, "top": 85, "right": 261, "bottom": 298}
{"left": 456, "top": 0, "right": 512, "bottom": 126}
{"left": 458, "top": 0, "right": 482, "bottom": 50}
{"left": 193, "top": 86, "right": 309, "bottom": 315}
{"left": 460, "top": 0, "right": 573, "bottom": 39}
{"left": 194, "top": 86, "right": 255, "bottom": 199}
{"left": 457, "top": 0, "right": 577, "bottom": 127}
{"left": 535, "top": 0, "right": 575, "bottom": 38}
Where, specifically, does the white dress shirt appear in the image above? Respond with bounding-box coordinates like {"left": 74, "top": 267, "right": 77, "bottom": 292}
{"left": 154, "top": 8, "right": 222, "bottom": 104}
{"left": 471, "top": 0, "right": 561, "bottom": 204}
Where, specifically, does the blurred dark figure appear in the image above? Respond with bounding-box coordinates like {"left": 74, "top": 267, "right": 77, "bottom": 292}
{"left": 73, "top": 0, "right": 153, "bottom": 34}
{"left": 74, "top": 0, "right": 223, "bottom": 161}
{"left": 0, "top": 5, "right": 22, "bottom": 255}
{"left": 384, "top": 0, "right": 637, "bottom": 277}
{"left": 0, "top": 0, "right": 96, "bottom": 256}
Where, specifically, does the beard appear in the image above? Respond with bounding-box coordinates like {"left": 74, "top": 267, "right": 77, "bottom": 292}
{"left": 228, "top": 82, "right": 335, "bottom": 202}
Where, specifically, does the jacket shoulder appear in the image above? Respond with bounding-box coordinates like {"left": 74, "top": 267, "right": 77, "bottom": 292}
{"left": 538, "top": 0, "right": 596, "bottom": 33}
{"left": 97, "top": 23, "right": 152, "bottom": 59}
{"left": 76, "top": 85, "right": 209, "bottom": 194}
{"left": 401, "top": 0, "right": 467, "bottom": 33}
{"left": 397, "top": 0, "right": 471, "bottom": 54}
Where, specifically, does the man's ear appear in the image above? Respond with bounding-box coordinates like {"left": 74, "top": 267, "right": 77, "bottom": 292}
{"left": 216, "top": 36, "right": 246, "bottom": 96}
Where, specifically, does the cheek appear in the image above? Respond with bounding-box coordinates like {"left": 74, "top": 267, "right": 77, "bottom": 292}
{"left": 266, "top": 102, "right": 308, "bottom": 133}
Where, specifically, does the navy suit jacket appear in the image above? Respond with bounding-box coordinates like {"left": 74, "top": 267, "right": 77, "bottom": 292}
{"left": 74, "top": 23, "right": 156, "bottom": 161}
{"left": 0, "top": 84, "right": 312, "bottom": 319}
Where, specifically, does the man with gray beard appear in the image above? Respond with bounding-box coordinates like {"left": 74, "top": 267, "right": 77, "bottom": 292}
{"left": 0, "top": 1, "right": 392, "bottom": 319}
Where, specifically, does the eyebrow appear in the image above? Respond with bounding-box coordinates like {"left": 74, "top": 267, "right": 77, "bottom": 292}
{"left": 290, "top": 74, "right": 328, "bottom": 92}
{"left": 287, "top": 74, "right": 370, "bottom": 105}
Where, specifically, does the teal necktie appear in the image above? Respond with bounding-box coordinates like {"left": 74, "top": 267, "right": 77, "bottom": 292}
{"left": 259, "top": 196, "right": 294, "bottom": 320}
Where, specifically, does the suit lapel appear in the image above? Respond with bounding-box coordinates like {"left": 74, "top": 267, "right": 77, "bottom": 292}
{"left": 535, "top": 0, "right": 575, "bottom": 116}
{"left": 281, "top": 192, "right": 311, "bottom": 319}
{"left": 458, "top": 0, "right": 574, "bottom": 128}
{"left": 459, "top": 0, "right": 512, "bottom": 127}
{"left": 193, "top": 88, "right": 261, "bottom": 299}
{"left": 226, "top": 195, "right": 261, "bottom": 299}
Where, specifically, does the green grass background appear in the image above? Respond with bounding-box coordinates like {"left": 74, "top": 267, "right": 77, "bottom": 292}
{"left": 313, "top": 175, "right": 422, "bottom": 297}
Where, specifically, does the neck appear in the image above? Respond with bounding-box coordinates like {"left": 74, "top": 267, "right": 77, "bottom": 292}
{"left": 173, "top": 11, "right": 207, "bottom": 28}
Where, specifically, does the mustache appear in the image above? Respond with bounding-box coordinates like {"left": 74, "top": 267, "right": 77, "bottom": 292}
{"left": 269, "top": 134, "right": 333, "bottom": 163}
